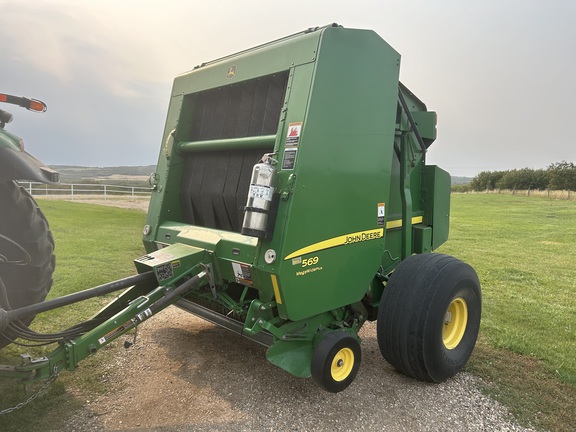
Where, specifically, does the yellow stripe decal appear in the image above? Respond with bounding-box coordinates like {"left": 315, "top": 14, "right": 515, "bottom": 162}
{"left": 284, "top": 228, "right": 384, "bottom": 260}
{"left": 386, "top": 219, "right": 403, "bottom": 229}
{"left": 386, "top": 216, "right": 423, "bottom": 230}
{"left": 271, "top": 274, "right": 282, "bottom": 304}
{"left": 284, "top": 217, "right": 424, "bottom": 261}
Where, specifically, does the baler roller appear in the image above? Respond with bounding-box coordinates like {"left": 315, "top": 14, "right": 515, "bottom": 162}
{"left": 178, "top": 134, "right": 277, "bottom": 153}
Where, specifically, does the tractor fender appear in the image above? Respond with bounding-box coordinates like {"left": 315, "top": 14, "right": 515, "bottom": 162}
{"left": 0, "top": 130, "right": 59, "bottom": 183}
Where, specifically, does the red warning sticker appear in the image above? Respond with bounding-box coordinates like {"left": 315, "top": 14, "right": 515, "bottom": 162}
{"left": 286, "top": 122, "right": 302, "bottom": 147}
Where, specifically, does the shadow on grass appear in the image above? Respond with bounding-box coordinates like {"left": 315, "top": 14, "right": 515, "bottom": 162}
{"left": 467, "top": 337, "right": 576, "bottom": 432}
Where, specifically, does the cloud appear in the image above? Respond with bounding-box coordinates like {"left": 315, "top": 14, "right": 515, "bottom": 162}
{"left": 2, "top": 2, "right": 169, "bottom": 97}
{"left": 1, "top": 0, "right": 575, "bottom": 173}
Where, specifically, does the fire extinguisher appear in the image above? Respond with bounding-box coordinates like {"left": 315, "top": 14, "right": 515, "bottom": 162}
{"left": 242, "top": 154, "right": 278, "bottom": 239}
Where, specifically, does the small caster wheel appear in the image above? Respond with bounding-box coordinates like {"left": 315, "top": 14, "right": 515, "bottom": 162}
{"left": 311, "top": 330, "right": 361, "bottom": 393}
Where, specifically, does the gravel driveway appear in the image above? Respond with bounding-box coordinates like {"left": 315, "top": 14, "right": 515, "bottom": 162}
{"left": 64, "top": 308, "right": 532, "bottom": 432}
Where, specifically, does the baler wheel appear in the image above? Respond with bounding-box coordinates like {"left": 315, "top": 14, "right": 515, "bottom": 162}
{"left": 0, "top": 181, "right": 55, "bottom": 349}
{"left": 311, "top": 330, "right": 361, "bottom": 393}
{"left": 377, "top": 253, "right": 481, "bottom": 382}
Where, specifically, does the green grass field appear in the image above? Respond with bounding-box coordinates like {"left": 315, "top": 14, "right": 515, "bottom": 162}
{"left": 441, "top": 194, "right": 576, "bottom": 383}
{"left": 439, "top": 193, "right": 576, "bottom": 430}
{"left": 31, "top": 201, "right": 147, "bottom": 333}
{"left": 0, "top": 195, "right": 575, "bottom": 431}
{"left": 0, "top": 201, "right": 146, "bottom": 431}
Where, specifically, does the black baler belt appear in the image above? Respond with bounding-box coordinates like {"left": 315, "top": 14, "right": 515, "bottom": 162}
{"left": 211, "top": 153, "right": 233, "bottom": 231}
{"left": 223, "top": 151, "right": 244, "bottom": 231}
{"left": 181, "top": 147, "right": 272, "bottom": 233}
{"left": 199, "top": 153, "right": 219, "bottom": 228}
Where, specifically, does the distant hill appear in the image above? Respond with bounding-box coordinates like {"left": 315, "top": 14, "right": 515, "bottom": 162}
{"left": 50, "top": 165, "right": 156, "bottom": 186}
{"left": 451, "top": 176, "right": 472, "bottom": 185}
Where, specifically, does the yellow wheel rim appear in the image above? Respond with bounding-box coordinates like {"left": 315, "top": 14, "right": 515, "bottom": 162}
{"left": 330, "top": 347, "right": 355, "bottom": 381}
{"left": 443, "top": 297, "right": 468, "bottom": 350}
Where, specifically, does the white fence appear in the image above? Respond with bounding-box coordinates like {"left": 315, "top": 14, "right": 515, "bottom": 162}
{"left": 23, "top": 182, "right": 153, "bottom": 199}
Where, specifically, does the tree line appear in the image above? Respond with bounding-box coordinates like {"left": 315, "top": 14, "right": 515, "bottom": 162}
{"left": 457, "top": 161, "right": 576, "bottom": 192}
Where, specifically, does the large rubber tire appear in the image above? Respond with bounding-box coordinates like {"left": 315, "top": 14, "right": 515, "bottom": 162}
{"left": 377, "top": 253, "right": 481, "bottom": 382}
{"left": 311, "top": 330, "right": 361, "bottom": 393}
{"left": 0, "top": 180, "right": 55, "bottom": 349}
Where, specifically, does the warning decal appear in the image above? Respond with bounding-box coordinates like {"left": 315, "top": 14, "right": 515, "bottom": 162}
{"left": 377, "top": 202, "right": 386, "bottom": 226}
{"left": 156, "top": 262, "right": 174, "bottom": 282}
{"left": 281, "top": 148, "right": 297, "bottom": 170}
{"left": 285, "top": 122, "right": 302, "bottom": 147}
{"left": 232, "top": 262, "right": 253, "bottom": 286}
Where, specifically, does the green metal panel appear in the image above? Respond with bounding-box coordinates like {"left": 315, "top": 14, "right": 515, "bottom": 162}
{"left": 134, "top": 243, "right": 207, "bottom": 285}
{"left": 413, "top": 225, "right": 433, "bottom": 254}
{"left": 0, "top": 128, "right": 20, "bottom": 151}
{"left": 265, "top": 27, "right": 401, "bottom": 321}
{"left": 411, "top": 111, "right": 437, "bottom": 143}
{"left": 143, "top": 93, "right": 187, "bottom": 252}
{"left": 422, "top": 165, "right": 451, "bottom": 250}
{"left": 171, "top": 31, "right": 321, "bottom": 97}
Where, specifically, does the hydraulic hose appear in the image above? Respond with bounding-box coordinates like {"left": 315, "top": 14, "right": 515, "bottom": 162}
{"left": 0, "top": 271, "right": 156, "bottom": 333}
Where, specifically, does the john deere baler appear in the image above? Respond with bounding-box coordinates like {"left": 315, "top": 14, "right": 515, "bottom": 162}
{"left": 139, "top": 24, "right": 480, "bottom": 392}
{"left": 0, "top": 24, "right": 480, "bottom": 395}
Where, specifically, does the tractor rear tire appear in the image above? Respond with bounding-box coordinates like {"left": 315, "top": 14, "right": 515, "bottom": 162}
{"left": 0, "top": 181, "right": 55, "bottom": 349}
{"left": 311, "top": 330, "right": 361, "bottom": 393}
{"left": 377, "top": 253, "right": 481, "bottom": 382}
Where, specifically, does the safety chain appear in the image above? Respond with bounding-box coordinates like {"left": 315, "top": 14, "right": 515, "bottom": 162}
{"left": 0, "top": 366, "right": 59, "bottom": 415}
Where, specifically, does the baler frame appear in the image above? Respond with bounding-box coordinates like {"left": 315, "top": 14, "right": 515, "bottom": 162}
{"left": 0, "top": 24, "right": 480, "bottom": 399}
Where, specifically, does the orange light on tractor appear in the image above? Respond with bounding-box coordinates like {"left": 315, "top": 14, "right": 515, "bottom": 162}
{"left": 28, "top": 99, "right": 47, "bottom": 112}
{"left": 0, "top": 94, "right": 7, "bottom": 103}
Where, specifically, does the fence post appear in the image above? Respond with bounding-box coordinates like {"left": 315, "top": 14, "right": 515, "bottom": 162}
{"left": 104, "top": 184, "right": 107, "bottom": 200}
{"left": 132, "top": 187, "right": 135, "bottom": 197}
{"left": 71, "top": 184, "right": 74, "bottom": 200}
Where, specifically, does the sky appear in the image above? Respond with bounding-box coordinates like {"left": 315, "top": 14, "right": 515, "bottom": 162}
{"left": 1, "top": 0, "right": 575, "bottom": 177}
